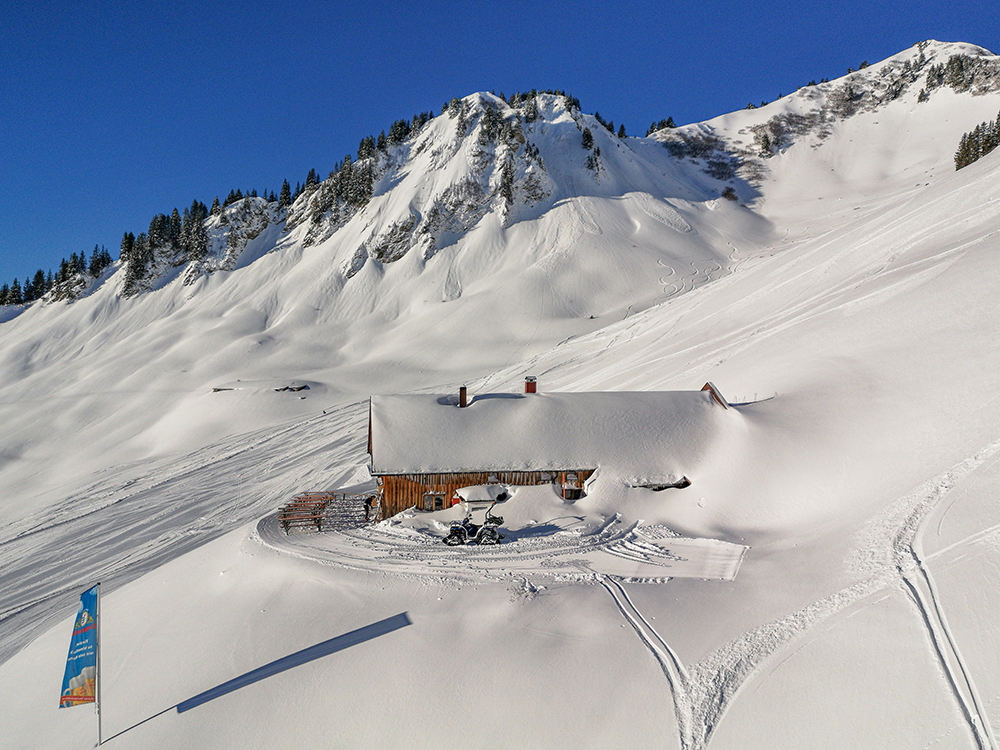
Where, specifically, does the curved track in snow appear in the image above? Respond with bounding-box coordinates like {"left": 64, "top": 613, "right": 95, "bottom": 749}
{"left": 254, "top": 514, "right": 746, "bottom": 584}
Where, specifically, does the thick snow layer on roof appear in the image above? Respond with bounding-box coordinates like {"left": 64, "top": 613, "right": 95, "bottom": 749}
{"left": 370, "top": 389, "right": 731, "bottom": 479}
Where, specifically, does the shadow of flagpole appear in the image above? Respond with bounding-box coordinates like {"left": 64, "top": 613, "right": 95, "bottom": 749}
{"left": 100, "top": 612, "right": 411, "bottom": 743}
{"left": 177, "top": 612, "right": 412, "bottom": 713}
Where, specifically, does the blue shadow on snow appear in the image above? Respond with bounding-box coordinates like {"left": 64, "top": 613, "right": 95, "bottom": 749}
{"left": 176, "top": 612, "right": 411, "bottom": 713}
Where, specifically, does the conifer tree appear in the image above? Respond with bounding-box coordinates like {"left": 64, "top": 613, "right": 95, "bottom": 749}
{"left": 169, "top": 208, "right": 182, "bottom": 243}
{"left": 500, "top": 158, "right": 515, "bottom": 205}
{"left": 89, "top": 245, "right": 110, "bottom": 276}
{"left": 187, "top": 218, "right": 208, "bottom": 261}
{"left": 278, "top": 179, "right": 291, "bottom": 208}
{"left": 211, "top": 196, "right": 221, "bottom": 215}
{"left": 0, "top": 283, "right": 8, "bottom": 305}
{"left": 522, "top": 96, "right": 539, "bottom": 123}
{"left": 358, "top": 135, "right": 376, "bottom": 160}
{"left": 9, "top": 279, "right": 22, "bottom": 304}
{"left": 955, "top": 109, "right": 1000, "bottom": 169}
{"left": 123, "top": 232, "right": 152, "bottom": 294}
{"left": 646, "top": 118, "right": 676, "bottom": 136}
{"left": 582, "top": 127, "right": 594, "bottom": 150}
{"left": 387, "top": 119, "right": 411, "bottom": 144}
{"left": 120, "top": 232, "right": 135, "bottom": 261}
{"left": 618, "top": 124, "right": 626, "bottom": 138}
{"left": 148, "top": 214, "right": 168, "bottom": 248}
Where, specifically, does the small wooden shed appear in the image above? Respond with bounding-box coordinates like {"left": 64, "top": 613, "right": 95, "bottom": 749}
{"left": 367, "top": 379, "right": 728, "bottom": 519}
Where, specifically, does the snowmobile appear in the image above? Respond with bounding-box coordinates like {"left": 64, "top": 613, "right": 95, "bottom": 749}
{"left": 443, "top": 500, "right": 505, "bottom": 546}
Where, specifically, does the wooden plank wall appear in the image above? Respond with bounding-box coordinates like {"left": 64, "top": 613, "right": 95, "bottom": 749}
{"left": 377, "top": 469, "right": 596, "bottom": 518}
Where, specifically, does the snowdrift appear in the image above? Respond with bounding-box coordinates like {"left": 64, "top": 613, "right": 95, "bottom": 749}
{"left": 3, "top": 40, "right": 1000, "bottom": 750}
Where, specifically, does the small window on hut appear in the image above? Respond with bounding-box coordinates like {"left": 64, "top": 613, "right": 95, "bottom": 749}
{"left": 422, "top": 493, "right": 445, "bottom": 512}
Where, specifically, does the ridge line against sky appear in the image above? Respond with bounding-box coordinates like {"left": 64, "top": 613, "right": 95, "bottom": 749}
{"left": 1, "top": 0, "right": 998, "bottom": 285}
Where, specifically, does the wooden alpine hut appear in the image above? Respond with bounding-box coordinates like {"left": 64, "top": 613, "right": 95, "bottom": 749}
{"left": 367, "top": 378, "right": 730, "bottom": 519}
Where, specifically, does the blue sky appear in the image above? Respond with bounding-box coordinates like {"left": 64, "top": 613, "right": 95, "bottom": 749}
{"left": 2, "top": 0, "right": 998, "bottom": 287}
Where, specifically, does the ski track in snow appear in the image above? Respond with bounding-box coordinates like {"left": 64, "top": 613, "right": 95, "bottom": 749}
{"left": 0, "top": 400, "right": 370, "bottom": 667}
{"left": 653, "top": 257, "right": 727, "bottom": 304}
{"left": 598, "top": 576, "right": 695, "bottom": 748}
{"left": 3, "top": 69, "right": 1000, "bottom": 748}
{"left": 250, "top": 434, "right": 1000, "bottom": 750}
{"left": 904, "top": 442, "right": 1000, "bottom": 750}
{"left": 3, "top": 393, "right": 999, "bottom": 750}
{"left": 681, "top": 436, "right": 1000, "bottom": 750}
{"left": 585, "top": 436, "right": 1000, "bottom": 750}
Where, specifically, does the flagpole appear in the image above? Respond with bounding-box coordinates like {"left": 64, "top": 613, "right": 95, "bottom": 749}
{"left": 96, "top": 582, "right": 102, "bottom": 747}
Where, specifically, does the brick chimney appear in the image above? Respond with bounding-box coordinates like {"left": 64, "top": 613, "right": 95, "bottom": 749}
{"left": 524, "top": 376, "right": 537, "bottom": 394}
{"left": 459, "top": 385, "right": 468, "bottom": 408}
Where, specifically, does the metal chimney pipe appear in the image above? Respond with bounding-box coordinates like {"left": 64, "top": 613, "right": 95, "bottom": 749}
{"left": 459, "top": 385, "right": 467, "bottom": 407}
{"left": 525, "top": 376, "right": 537, "bottom": 394}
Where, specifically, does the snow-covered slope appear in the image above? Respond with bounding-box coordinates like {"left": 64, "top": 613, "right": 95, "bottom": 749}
{"left": 0, "top": 90, "right": 768, "bottom": 522}
{"left": 3, "top": 40, "right": 1000, "bottom": 750}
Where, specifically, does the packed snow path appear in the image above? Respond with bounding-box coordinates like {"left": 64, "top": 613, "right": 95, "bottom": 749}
{"left": 255, "top": 515, "right": 748, "bottom": 583}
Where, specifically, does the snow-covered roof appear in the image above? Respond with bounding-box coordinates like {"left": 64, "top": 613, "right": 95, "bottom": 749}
{"left": 369, "top": 389, "right": 729, "bottom": 477}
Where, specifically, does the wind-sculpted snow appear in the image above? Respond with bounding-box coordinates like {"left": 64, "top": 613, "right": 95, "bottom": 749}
{"left": 3, "top": 40, "right": 1000, "bottom": 750}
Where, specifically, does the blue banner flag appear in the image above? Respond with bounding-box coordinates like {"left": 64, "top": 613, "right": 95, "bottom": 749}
{"left": 59, "top": 585, "right": 99, "bottom": 708}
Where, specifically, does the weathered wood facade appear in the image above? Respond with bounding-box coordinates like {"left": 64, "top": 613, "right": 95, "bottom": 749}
{"left": 377, "top": 469, "right": 595, "bottom": 518}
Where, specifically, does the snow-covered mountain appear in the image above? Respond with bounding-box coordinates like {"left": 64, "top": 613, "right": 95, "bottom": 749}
{"left": 3, "top": 40, "right": 1000, "bottom": 750}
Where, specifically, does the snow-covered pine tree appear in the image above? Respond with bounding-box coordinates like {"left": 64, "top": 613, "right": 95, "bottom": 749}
{"left": 123, "top": 232, "right": 152, "bottom": 295}
{"left": 358, "top": 135, "right": 376, "bottom": 160}
{"left": 500, "top": 157, "right": 514, "bottom": 206}
{"left": 169, "top": 208, "right": 182, "bottom": 244}
{"left": 120, "top": 232, "right": 135, "bottom": 261}
{"left": 955, "top": 110, "right": 1000, "bottom": 169}
{"left": 646, "top": 118, "right": 676, "bottom": 136}
{"left": 522, "top": 96, "right": 539, "bottom": 123}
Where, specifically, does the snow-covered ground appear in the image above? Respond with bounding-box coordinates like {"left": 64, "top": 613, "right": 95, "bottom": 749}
{"left": 2, "top": 40, "right": 1000, "bottom": 749}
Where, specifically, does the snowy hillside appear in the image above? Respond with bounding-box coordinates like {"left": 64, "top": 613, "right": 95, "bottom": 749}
{"left": 3, "top": 40, "right": 1000, "bottom": 749}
